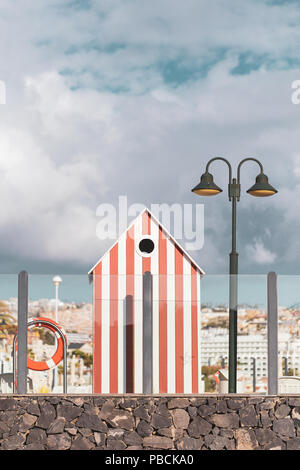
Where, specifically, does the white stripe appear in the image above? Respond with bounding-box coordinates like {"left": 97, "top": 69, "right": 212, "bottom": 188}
{"left": 101, "top": 253, "right": 110, "bottom": 393}
{"left": 118, "top": 233, "right": 126, "bottom": 393}
{"left": 167, "top": 237, "right": 175, "bottom": 393}
{"left": 183, "top": 256, "right": 192, "bottom": 393}
{"left": 197, "top": 271, "right": 202, "bottom": 393}
{"left": 46, "top": 358, "right": 56, "bottom": 369}
{"left": 151, "top": 217, "right": 159, "bottom": 393}
{"left": 54, "top": 331, "right": 60, "bottom": 339}
{"left": 134, "top": 215, "right": 143, "bottom": 393}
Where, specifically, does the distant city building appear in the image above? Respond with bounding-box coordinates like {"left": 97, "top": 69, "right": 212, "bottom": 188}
{"left": 201, "top": 333, "right": 297, "bottom": 378}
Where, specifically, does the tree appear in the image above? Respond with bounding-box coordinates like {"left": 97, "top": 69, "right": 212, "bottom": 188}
{"left": 33, "top": 327, "right": 55, "bottom": 345}
{"left": 71, "top": 349, "right": 93, "bottom": 368}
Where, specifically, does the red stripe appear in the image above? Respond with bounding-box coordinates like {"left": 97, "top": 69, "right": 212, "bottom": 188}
{"left": 159, "top": 226, "right": 168, "bottom": 393}
{"left": 191, "top": 264, "right": 199, "bottom": 393}
{"left": 142, "top": 211, "right": 151, "bottom": 273}
{"left": 93, "top": 263, "right": 102, "bottom": 393}
{"left": 126, "top": 225, "right": 135, "bottom": 392}
{"left": 110, "top": 243, "right": 118, "bottom": 393}
{"left": 175, "top": 247, "right": 184, "bottom": 393}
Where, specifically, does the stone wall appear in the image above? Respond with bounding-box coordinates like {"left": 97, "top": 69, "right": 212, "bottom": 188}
{"left": 1, "top": 395, "right": 300, "bottom": 450}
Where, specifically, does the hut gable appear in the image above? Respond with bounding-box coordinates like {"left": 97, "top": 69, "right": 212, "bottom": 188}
{"left": 89, "top": 208, "right": 205, "bottom": 278}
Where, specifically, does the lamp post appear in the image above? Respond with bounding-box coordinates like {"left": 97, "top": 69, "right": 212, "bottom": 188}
{"left": 52, "top": 276, "right": 62, "bottom": 323}
{"left": 192, "top": 157, "right": 277, "bottom": 393}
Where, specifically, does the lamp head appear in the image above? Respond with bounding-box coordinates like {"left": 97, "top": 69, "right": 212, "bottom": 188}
{"left": 192, "top": 172, "right": 222, "bottom": 196}
{"left": 52, "top": 275, "right": 62, "bottom": 286}
{"left": 247, "top": 173, "right": 277, "bottom": 197}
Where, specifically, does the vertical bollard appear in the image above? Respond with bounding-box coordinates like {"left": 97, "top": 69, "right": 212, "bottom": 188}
{"left": 267, "top": 272, "right": 278, "bottom": 395}
{"left": 17, "top": 271, "right": 28, "bottom": 394}
{"left": 143, "top": 271, "right": 153, "bottom": 394}
{"left": 125, "top": 295, "right": 134, "bottom": 393}
{"left": 251, "top": 357, "right": 256, "bottom": 393}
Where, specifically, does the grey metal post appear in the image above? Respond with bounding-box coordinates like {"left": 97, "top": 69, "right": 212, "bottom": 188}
{"left": 283, "top": 357, "right": 288, "bottom": 376}
{"left": 125, "top": 295, "right": 134, "bottom": 393}
{"left": 251, "top": 357, "right": 256, "bottom": 393}
{"left": 267, "top": 271, "right": 278, "bottom": 395}
{"left": 123, "top": 298, "right": 127, "bottom": 393}
{"left": 17, "top": 271, "right": 28, "bottom": 394}
{"left": 143, "top": 271, "right": 153, "bottom": 394}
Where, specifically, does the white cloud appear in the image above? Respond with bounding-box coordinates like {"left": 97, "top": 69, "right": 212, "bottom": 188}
{"left": 0, "top": 1, "right": 300, "bottom": 273}
{"left": 246, "top": 240, "right": 277, "bottom": 265}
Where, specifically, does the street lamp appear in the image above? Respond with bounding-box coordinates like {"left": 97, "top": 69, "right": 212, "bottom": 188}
{"left": 52, "top": 275, "right": 62, "bottom": 323}
{"left": 192, "top": 157, "right": 277, "bottom": 393}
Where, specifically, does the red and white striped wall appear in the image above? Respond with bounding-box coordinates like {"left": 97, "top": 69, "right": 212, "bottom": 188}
{"left": 90, "top": 208, "right": 204, "bottom": 394}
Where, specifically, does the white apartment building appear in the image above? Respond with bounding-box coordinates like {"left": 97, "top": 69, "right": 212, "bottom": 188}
{"left": 201, "top": 332, "right": 299, "bottom": 378}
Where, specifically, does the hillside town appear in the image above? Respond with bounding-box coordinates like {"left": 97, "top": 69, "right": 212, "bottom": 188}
{"left": 201, "top": 304, "right": 300, "bottom": 393}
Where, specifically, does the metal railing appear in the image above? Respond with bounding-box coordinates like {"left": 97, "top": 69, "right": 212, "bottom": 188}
{"left": 0, "top": 270, "right": 287, "bottom": 395}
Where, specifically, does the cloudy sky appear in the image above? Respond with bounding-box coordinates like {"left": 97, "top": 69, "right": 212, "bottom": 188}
{"left": 0, "top": 0, "right": 300, "bottom": 275}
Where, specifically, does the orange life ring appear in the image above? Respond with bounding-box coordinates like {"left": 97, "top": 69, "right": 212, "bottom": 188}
{"left": 26, "top": 317, "right": 67, "bottom": 371}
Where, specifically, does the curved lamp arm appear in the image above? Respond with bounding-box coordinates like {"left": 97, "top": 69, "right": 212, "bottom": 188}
{"left": 237, "top": 157, "right": 264, "bottom": 185}
{"left": 205, "top": 157, "right": 232, "bottom": 184}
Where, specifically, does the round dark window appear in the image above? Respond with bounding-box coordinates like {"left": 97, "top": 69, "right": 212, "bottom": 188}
{"left": 138, "top": 238, "right": 155, "bottom": 255}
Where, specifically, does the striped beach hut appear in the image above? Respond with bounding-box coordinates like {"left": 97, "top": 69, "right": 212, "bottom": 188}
{"left": 89, "top": 208, "right": 205, "bottom": 394}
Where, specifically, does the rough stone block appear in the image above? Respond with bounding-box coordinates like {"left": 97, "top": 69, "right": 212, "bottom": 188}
{"left": 18, "top": 413, "right": 37, "bottom": 432}
{"left": 76, "top": 412, "right": 107, "bottom": 432}
{"left": 143, "top": 435, "right": 173, "bottom": 449}
{"left": 151, "top": 412, "right": 172, "bottom": 429}
{"left": 124, "top": 431, "right": 143, "bottom": 446}
{"left": 275, "top": 404, "right": 291, "bottom": 419}
{"left": 106, "top": 438, "right": 126, "bottom": 450}
{"left": 171, "top": 409, "right": 190, "bottom": 429}
{"left": 46, "top": 433, "right": 72, "bottom": 450}
{"left": 210, "top": 413, "right": 239, "bottom": 429}
{"left": 26, "top": 402, "right": 40, "bottom": 416}
{"left": 176, "top": 437, "right": 203, "bottom": 450}
{"left": 227, "top": 399, "right": 245, "bottom": 410}
{"left": 26, "top": 427, "right": 47, "bottom": 445}
{"left": 56, "top": 404, "right": 82, "bottom": 422}
{"left": 1, "top": 433, "right": 25, "bottom": 450}
{"left": 273, "top": 418, "right": 295, "bottom": 438}
{"left": 235, "top": 429, "right": 257, "bottom": 450}
{"left": 133, "top": 406, "right": 150, "bottom": 422}
{"left": 167, "top": 398, "right": 190, "bottom": 409}
{"left": 255, "top": 428, "right": 276, "bottom": 445}
{"left": 70, "top": 435, "right": 94, "bottom": 450}
{"left": 286, "top": 437, "right": 300, "bottom": 450}
{"left": 198, "top": 405, "right": 216, "bottom": 418}
{"left": 187, "top": 416, "right": 212, "bottom": 437}
{"left": 239, "top": 405, "right": 257, "bottom": 427}
{"left": 0, "top": 399, "right": 17, "bottom": 411}
{"left": 36, "top": 402, "right": 56, "bottom": 429}
{"left": 47, "top": 417, "right": 66, "bottom": 435}
{"left": 137, "top": 420, "right": 153, "bottom": 437}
